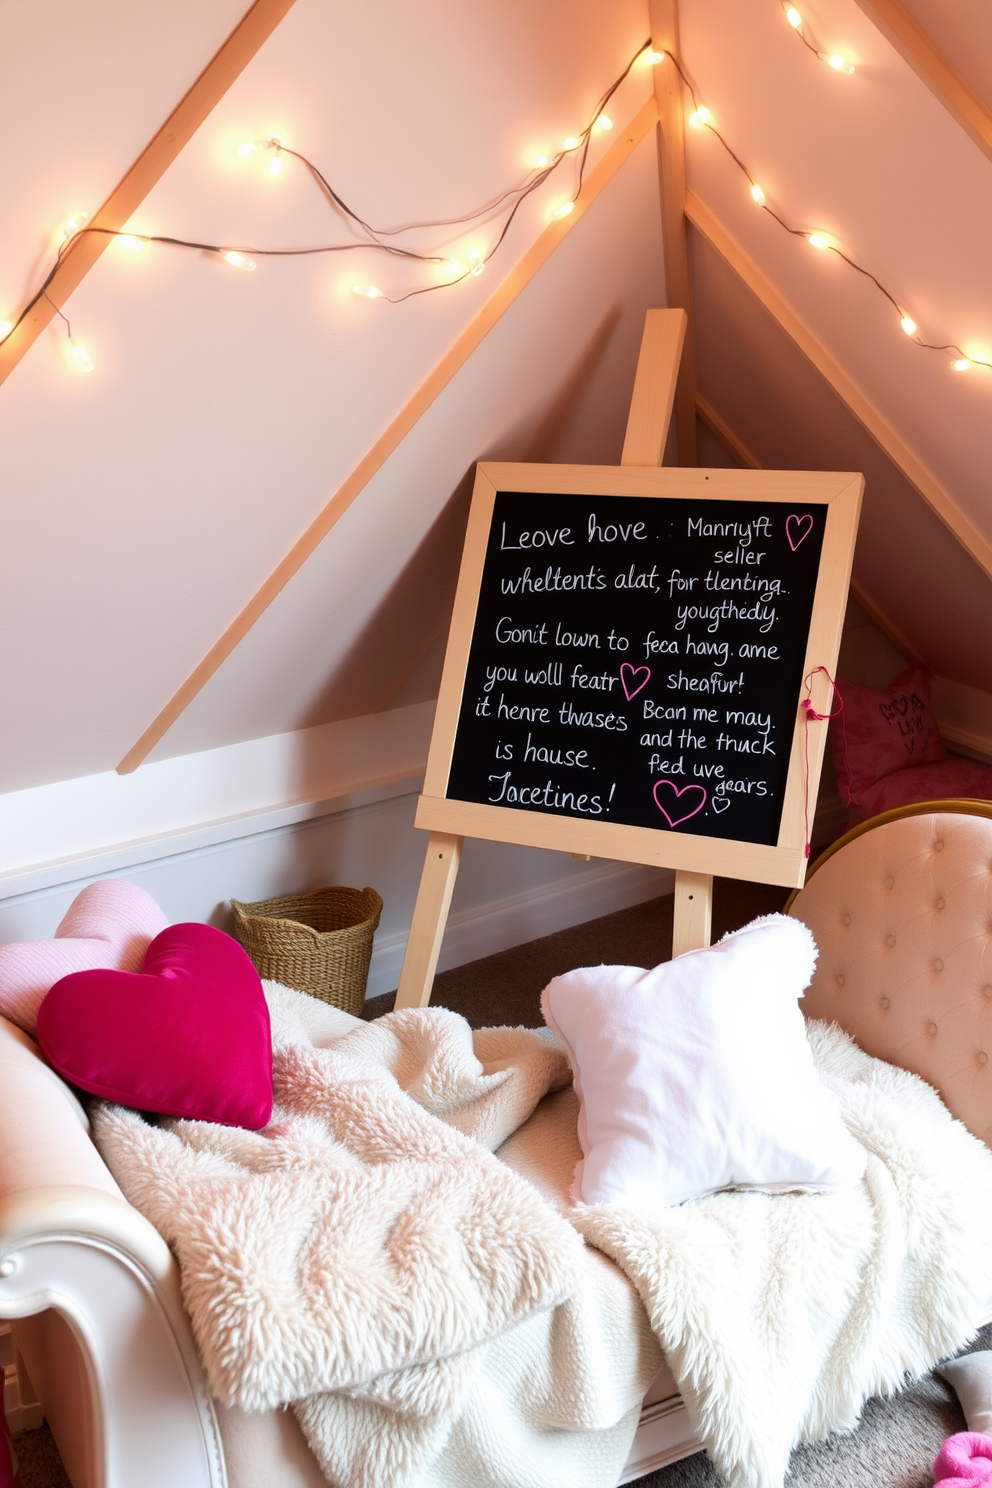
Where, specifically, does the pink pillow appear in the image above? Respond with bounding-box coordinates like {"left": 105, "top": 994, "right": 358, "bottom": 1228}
{"left": 932, "top": 1433, "right": 992, "bottom": 1487}
{"left": 37, "top": 923, "right": 272, "bottom": 1129}
{"left": 846, "top": 758, "right": 992, "bottom": 827}
{"left": 0, "top": 880, "right": 170, "bottom": 1036}
{"left": 833, "top": 665, "right": 946, "bottom": 809}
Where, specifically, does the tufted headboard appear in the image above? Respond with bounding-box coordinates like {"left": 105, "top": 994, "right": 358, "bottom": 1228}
{"left": 787, "top": 801, "right": 992, "bottom": 1149}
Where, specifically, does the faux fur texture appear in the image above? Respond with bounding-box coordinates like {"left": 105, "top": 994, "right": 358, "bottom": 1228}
{"left": 575, "top": 1021, "right": 992, "bottom": 1488}
{"left": 94, "top": 995, "right": 992, "bottom": 1488}
{"left": 93, "top": 989, "right": 583, "bottom": 1487}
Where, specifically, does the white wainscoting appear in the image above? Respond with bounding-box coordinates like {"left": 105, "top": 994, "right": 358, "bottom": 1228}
{"left": 0, "top": 704, "right": 672, "bottom": 999}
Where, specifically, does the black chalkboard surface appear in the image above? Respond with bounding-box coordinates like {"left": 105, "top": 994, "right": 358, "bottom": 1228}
{"left": 419, "top": 462, "right": 862, "bottom": 887}
{"left": 446, "top": 489, "right": 825, "bottom": 847}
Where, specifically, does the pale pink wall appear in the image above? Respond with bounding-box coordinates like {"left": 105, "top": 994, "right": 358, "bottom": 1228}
{"left": 0, "top": 0, "right": 661, "bottom": 791}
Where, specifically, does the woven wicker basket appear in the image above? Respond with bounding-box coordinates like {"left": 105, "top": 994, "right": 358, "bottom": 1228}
{"left": 230, "top": 886, "right": 383, "bottom": 1016}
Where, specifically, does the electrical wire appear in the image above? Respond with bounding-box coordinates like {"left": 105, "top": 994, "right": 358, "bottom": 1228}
{"left": 0, "top": 38, "right": 651, "bottom": 341}
{"left": 668, "top": 49, "right": 992, "bottom": 373}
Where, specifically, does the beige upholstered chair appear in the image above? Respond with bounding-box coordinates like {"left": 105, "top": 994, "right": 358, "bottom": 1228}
{"left": 788, "top": 800, "right": 992, "bottom": 1148}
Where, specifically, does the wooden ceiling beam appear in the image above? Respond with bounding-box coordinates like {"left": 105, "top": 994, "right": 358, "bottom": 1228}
{"left": 696, "top": 393, "right": 925, "bottom": 665}
{"left": 647, "top": 0, "right": 698, "bottom": 465}
{"left": 117, "top": 95, "right": 660, "bottom": 773}
{"left": 852, "top": 0, "right": 992, "bottom": 167}
{"left": 0, "top": 0, "right": 300, "bottom": 389}
{"left": 685, "top": 188, "right": 992, "bottom": 585}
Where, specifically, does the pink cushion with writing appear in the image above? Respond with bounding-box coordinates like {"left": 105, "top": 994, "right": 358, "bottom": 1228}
{"left": 0, "top": 880, "right": 170, "bottom": 1036}
{"left": 833, "top": 665, "right": 946, "bottom": 809}
{"left": 37, "top": 923, "right": 272, "bottom": 1129}
{"left": 845, "top": 758, "right": 992, "bottom": 827}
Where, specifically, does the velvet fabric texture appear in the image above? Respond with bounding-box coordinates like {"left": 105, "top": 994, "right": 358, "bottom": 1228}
{"left": 843, "top": 758, "right": 992, "bottom": 828}
{"left": 0, "top": 879, "right": 169, "bottom": 1036}
{"left": 37, "top": 923, "right": 273, "bottom": 1129}
{"left": 932, "top": 1433, "right": 992, "bottom": 1487}
{"left": 833, "top": 664, "right": 946, "bottom": 812}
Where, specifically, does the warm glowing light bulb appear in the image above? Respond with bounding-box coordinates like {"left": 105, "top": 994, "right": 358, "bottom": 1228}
{"left": 117, "top": 235, "right": 145, "bottom": 252}
{"left": 534, "top": 154, "right": 549, "bottom": 168}
{"left": 953, "top": 358, "right": 971, "bottom": 371}
{"left": 807, "top": 233, "right": 831, "bottom": 250}
{"left": 352, "top": 285, "right": 383, "bottom": 298}
{"left": 824, "top": 52, "right": 856, "bottom": 74}
{"left": 470, "top": 261, "right": 485, "bottom": 276}
{"left": 900, "top": 315, "right": 917, "bottom": 337}
{"left": 69, "top": 340, "right": 93, "bottom": 373}
{"left": 223, "top": 251, "right": 256, "bottom": 271}
{"left": 551, "top": 201, "right": 575, "bottom": 220}
{"left": 269, "top": 153, "right": 283, "bottom": 175}
{"left": 597, "top": 115, "right": 613, "bottom": 131}
{"left": 62, "top": 212, "right": 87, "bottom": 241}
{"left": 235, "top": 142, "right": 256, "bottom": 158}
{"left": 562, "top": 137, "right": 580, "bottom": 150}
{"left": 750, "top": 183, "right": 766, "bottom": 204}
{"left": 643, "top": 49, "right": 665, "bottom": 65}
{"left": 688, "top": 107, "right": 712, "bottom": 129}
{"left": 0, "top": 321, "right": 12, "bottom": 339}
{"left": 786, "top": 7, "right": 803, "bottom": 28}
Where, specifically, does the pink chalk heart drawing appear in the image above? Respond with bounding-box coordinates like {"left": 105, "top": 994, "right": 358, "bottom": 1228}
{"left": 37, "top": 922, "right": 273, "bottom": 1129}
{"left": 620, "top": 663, "right": 650, "bottom": 701}
{"left": 711, "top": 795, "right": 730, "bottom": 814}
{"left": 652, "top": 780, "right": 707, "bottom": 828}
{"left": 0, "top": 879, "right": 170, "bottom": 1038}
{"left": 786, "top": 513, "right": 814, "bottom": 551}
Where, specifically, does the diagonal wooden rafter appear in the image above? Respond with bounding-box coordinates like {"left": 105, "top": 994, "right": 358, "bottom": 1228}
{"left": 695, "top": 393, "right": 925, "bottom": 665}
{"left": 852, "top": 0, "right": 992, "bottom": 168}
{"left": 647, "top": 0, "right": 697, "bottom": 465}
{"left": 117, "top": 94, "right": 660, "bottom": 773}
{"left": 684, "top": 188, "right": 992, "bottom": 586}
{"left": 0, "top": 0, "right": 300, "bottom": 388}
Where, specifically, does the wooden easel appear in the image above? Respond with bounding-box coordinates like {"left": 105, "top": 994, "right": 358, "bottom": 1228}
{"left": 395, "top": 309, "right": 709, "bottom": 1009}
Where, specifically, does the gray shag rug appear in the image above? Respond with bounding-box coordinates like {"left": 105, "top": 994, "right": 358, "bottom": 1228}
{"left": 14, "top": 884, "right": 986, "bottom": 1487}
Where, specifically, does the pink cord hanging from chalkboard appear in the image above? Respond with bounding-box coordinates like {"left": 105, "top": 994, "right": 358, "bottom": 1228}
{"left": 801, "top": 666, "right": 847, "bottom": 858}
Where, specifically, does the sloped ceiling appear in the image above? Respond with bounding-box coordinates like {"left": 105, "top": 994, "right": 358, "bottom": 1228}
{"left": 0, "top": 0, "right": 661, "bottom": 791}
{"left": 679, "top": 0, "right": 992, "bottom": 687}
{"left": 2, "top": 0, "right": 990, "bottom": 798}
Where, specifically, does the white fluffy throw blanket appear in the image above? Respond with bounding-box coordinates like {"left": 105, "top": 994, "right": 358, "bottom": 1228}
{"left": 94, "top": 992, "right": 992, "bottom": 1488}
{"left": 576, "top": 1020, "right": 992, "bottom": 1488}
{"left": 93, "top": 989, "right": 584, "bottom": 1486}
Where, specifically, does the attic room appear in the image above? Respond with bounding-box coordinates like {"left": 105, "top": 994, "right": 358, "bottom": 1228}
{"left": 3, "top": 1, "right": 992, "bottom": 1486}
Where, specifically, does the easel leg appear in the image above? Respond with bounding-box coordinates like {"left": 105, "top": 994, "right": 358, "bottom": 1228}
{"left": 394, "top": 832, "right": 463, "bottom": 1009}
{"left": 672, "top": 870, "right": 712, "bottom": 957}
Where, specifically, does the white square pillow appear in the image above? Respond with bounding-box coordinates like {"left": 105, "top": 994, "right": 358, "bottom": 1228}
{"left": 541, "top": 914, "right": 866, "bottom": 1209}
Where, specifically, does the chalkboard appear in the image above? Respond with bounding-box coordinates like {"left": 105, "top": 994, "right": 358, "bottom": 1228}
{"left": 418, "top": 463, "right": 863, "bottom": 888}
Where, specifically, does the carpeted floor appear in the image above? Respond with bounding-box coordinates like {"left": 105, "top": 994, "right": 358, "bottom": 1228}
{"left": 13, "top": 881, "right": 985, "bottom": 1487}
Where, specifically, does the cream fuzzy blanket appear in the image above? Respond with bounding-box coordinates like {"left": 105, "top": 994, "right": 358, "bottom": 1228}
{"left": 94, "top": 990, "right": 992, "bottom": 1488}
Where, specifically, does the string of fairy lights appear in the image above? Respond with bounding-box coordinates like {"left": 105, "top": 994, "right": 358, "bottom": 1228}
{"left": 1, "top": 17, "right": 987, "bottom": 381}
{"left": 0, "top": 41, "right": 648, "bottom": 373}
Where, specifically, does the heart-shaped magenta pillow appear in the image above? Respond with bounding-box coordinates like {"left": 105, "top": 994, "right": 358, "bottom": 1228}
{"left": 0, "top": 879, "right": 170, "bottom": 1037}
{"left": 37, "top": 923, "right": 272, "bottom": 1129}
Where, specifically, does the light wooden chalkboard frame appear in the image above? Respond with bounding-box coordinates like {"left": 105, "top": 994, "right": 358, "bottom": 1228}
{"left": 417, "top": 461, "right": 862, "bottom": 885}
{"left": 394, "top": 310, "right": 862, "bottom": 1009}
